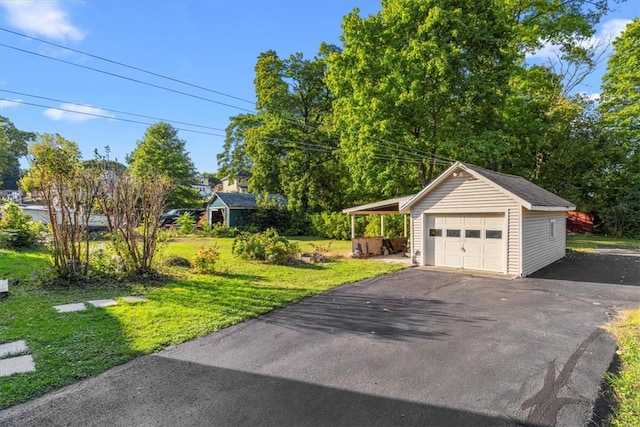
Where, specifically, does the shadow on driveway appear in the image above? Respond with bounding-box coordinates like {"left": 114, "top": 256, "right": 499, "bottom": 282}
{"left": 0, "top": 355, "right": 541, "bottom": 427}
{"left": 263, "top": 292, "right": 492, "bottom": 341}
{"left": 529, "top": 251, "right": 640, "bottom": 285}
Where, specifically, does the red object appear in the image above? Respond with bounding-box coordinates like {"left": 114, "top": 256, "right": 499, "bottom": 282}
{"left": 566, "top": 211, "right": 594, "bottom": 234}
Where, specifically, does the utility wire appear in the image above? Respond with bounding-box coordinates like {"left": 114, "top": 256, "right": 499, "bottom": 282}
{"left": 0, "top": 98, "right": 225, "bottom": 137}
{"left": 0, "top": 43, "right": 255, "bottom": 114}
{"left": 0, "top": 27, "right": 255, "bottom": 106}
{"left": 0, "top": 33, "right": 456, "bottom": 164}
{"left": 0, "top": 89, "right": 227, "bottom": 132}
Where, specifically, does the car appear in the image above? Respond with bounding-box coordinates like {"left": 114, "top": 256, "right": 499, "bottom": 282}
{"left": 159, "top": 208, "right": 205, "bottom": 227}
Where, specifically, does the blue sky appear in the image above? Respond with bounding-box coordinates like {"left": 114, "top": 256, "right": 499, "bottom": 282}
{"left": 0, "top": 1, "right": 637, "bottom": 174}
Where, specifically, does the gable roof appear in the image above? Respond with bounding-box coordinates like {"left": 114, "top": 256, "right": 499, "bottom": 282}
{"left": 401, "top": 161, "right": 575, "bottom": 212}
{"left": 209, "top": 192, "right": 287, "bottom": 209}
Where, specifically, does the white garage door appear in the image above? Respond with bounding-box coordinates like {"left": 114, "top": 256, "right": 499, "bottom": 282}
{"left": 425, "top": 213, "right": 504, "bottom": 272}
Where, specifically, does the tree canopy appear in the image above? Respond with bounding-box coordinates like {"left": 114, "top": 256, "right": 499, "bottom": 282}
{"left": 127, "top": 122, "right": 201, "bottom": 208}
{"left": 0, "top": 116, "right": 36, "bottom": 189}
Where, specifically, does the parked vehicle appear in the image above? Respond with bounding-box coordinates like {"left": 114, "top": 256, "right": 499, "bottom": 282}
{"left": 159, "top": 208, "right": 205, "bottom": 227}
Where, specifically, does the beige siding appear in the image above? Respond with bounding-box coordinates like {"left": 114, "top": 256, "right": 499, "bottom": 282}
{"left": 410, "top": 174, "right": 521, "bottom": 275}
{"left": 521, "top": 210, "right": 566, "bottom": 276}
{"left": 507, "top": 208, "right": 520, "bottom": 275}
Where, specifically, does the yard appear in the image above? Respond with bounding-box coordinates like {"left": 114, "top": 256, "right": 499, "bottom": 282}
{"left": 1, "top": 234, "right": 638, "bottom": 425}
{"left": 0, "top": 237, "right": 404, "bottom": 409}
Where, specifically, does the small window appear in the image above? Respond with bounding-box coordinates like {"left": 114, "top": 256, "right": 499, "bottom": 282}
{"left": 429, "top": 229, "right": 442, "bottom": 237}
{"left": 486, "top": 230, "right": 502, "bottom": 239}
{"left": 465, "top": 229, "right": 481, "bottom": 238}
{"left": 446, "top": 229, "right": 461, "bottom": 238}
{"left": 550, "top": 219, "right": 556, "bottom": 239}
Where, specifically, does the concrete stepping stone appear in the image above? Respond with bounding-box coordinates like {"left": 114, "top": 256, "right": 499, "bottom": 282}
{"left": 0, "top": 355, "right": 35, "bottom": 377}
{"left": 121, "top": 296, "right": 148, "bottom": 303}
{"left": 87, "top": 299, "right": 118, "bottom": 308}
{"left": 0, "top": 279, "right": 8, "bottom": 297}
{"left": 54, "top": 302, "right": 87, "bottom": 313}
{"left": 0, "top": 340, "right": 28, "bottom": 358}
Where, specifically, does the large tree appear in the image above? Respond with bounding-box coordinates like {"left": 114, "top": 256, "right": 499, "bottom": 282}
{"left": 220, "top": 47, "right": 348, "bottom": 213}
{"left": 0, "top": 116, "right": 36, "bottom": 189}
{"left": 326, "top": 0, "right": 516, "bottom": 198}
{"left": 597, "top": 19, "right": 640, "bottom": 236}
{"left": 127, "top": 122, "right": 200, "bottom": 208}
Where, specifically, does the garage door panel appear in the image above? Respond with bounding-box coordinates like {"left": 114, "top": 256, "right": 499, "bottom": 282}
{"left": 425, "top": 213, "right": 504, "bottom": 272}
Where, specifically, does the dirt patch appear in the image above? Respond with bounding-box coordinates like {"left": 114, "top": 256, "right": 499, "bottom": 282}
{"left": 529, "top": 250, "right": 640, "bottom": 285}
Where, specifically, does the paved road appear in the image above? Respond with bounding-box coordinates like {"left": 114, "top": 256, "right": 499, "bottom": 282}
{"left": 2, "top": 269, "right": 640, "bottom": 427}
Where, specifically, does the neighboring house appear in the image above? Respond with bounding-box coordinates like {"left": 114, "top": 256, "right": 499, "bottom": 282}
{"left": 221, "top": 171, "right": 251, "bottom": 193}
{"left": 192, "top": 174, "right": 213, "bottom": 197}
{"left": 0, "top": 190, "right": 22, "bottom": 203}
{"left": 207, "top": 192, "right": 286, "bottom": 227}
{"left": 344, "top": 161, "right": 575, "bottom": 277}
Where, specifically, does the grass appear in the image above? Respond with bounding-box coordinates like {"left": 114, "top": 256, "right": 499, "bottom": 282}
{"left": 0, "top": 237, "right": 404, "bottom": 409}
{"left": 607, "top": 309, "right": 640, "bottom": 427}
{"left": 566, "top": 234, "right": 640, "bottom": 253}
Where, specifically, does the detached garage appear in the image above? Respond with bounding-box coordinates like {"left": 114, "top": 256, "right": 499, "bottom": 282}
{"left": 399, "top": 162, "right": 575, "bottom": 276}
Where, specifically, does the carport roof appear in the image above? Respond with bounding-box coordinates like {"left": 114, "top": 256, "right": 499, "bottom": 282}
{"left": 342, "top": 195, "right": 415, "bottom": 215}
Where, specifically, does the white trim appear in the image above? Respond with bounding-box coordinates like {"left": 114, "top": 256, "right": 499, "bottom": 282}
{"left": 343, "top": 195, "right": 415, "bottom": 214}
{"left": 502, "top": 208, "right": 509, "bottom": 275}
{"left": 400, "top": 162, "right": 459, "bottom": 212}
{"left": 400, "top": 161, "right": 575, "bottom": 213}
{"left": 530, "top": 205, "right": 576, "bottom": 211}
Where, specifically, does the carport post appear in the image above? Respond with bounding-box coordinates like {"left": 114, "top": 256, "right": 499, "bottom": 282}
{"left": 351, "top": 214, "right": 355, "bottom": 240}
{"left": 380, "top": 215, "right": 385, "bottom": 237}
{"left": 403, "top": 214, "right": 407, "bottom": 237}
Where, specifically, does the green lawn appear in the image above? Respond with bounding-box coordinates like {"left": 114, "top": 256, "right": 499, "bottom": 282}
{"left": 0, "top": 237, "right": 404, "bottom": 409}
{"left": 566, "top": 234, "right": 640, "bottom": 252}
{"left": 607, "top": 309, "right": 640, "bottom": 427}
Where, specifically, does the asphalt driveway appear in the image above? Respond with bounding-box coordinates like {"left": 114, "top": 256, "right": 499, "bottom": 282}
{"left": 2, "top": 269, "right": 640, "bottom": 427}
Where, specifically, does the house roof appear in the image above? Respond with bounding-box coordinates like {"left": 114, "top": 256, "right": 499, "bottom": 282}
{"left": 342, "top": 195, "right": 416, "bottom": 215}
{"left": 400, "top": 161, "right": 575, "bottom": 212}
{"left": 209, "top": 192, "right": 286, "bottom": 209}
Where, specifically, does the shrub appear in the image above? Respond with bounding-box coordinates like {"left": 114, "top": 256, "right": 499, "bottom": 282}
{"left": 205, "top": 223, "right": 239, "bottom": 238}
{"left": 309, "top": 211, "right": 368, "bottom": 240}
{"left": 162, "top": 255, "right": 191, "bottom": 268}
{"left": 190, "top": 245, "right": 220, "bottom": 273}
{"left": 89, "top": 244, "right": 127, "bottom": 278}
{"left": 232, "top": 228, "right": 299, "bottom": 265}
{"left": 175, "top": 211, "right": 196, "bottom": 235}
{"left": 0, "top": 202, "right": 44, "bottom": 248}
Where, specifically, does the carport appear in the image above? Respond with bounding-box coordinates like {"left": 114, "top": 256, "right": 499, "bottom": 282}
{"left": 342, "top": 195, "right": 414, "bottom": 255}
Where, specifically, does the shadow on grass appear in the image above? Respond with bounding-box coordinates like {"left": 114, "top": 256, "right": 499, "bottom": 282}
{"left": 0, "top": 356, "right": 542, "bottom": 427}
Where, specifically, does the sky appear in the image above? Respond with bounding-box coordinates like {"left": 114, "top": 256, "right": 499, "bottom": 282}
{"left": 0, "top": 0, "right": 638, "bottom": 175}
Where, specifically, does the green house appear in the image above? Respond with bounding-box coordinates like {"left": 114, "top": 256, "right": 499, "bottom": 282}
{"left": 206, "top": 192, "right": 287, "bottom": 227}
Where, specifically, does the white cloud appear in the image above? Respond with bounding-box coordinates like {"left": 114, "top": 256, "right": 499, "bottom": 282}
{"left": 0, "top": 99, "right": 22, "bottom": 109}
{"left": 578, "top": 92, "right": 601, "bottom": 102}
{"left": 1, "top": 0, "right": 85, "bottom": 42}
{"left": 599, "top": 19, "right": 632, "bottom": 43}
{"left": 43, "top": 103, "right": 114, "bottom": 122}
{"left": 527, "top": 18, "right": 633, "bottom": 60}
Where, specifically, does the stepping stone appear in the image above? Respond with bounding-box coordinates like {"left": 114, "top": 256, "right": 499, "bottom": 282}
{"left": 0, "top": 355, "right": 36, "bottom": 377}
{"left": 0, "top": 340, "right": 28, "bottom": 358}
{"left": 54, "top": 303, "right": 87, "bottom": 313}
{"left": 87, "top": 299, "right": 118, "bottom": 308}
{"left": 0, "top": 279, "right": 8, "bottom": 297}
{"left": 121, "top": 295, "right": 148, "bottom": 303}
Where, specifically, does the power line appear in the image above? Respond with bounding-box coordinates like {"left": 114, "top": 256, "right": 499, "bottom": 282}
{"left": 0, "top": 43, "right": 256, "bottom": 114}
{"left": 0, "top": 34, "right": 456, "bottom": 164}
{"left": 0, "top": 27, "right": 256, "bottom": 106}
{"left": 0, "top": 98, "right": 225, "bottom": 137}
{"left": 0, "top": 89, "right": 227, "bottom": 132}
